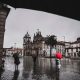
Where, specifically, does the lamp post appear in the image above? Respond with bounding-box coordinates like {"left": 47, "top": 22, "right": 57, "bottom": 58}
{"left": 14, "top": 43, "right": 16, "bottom": 48}
{"left": 14, "top": 43, "right": 17, "bottom": 53}
{"left": 63, "top": 36, "right": 65, "bottom": 42}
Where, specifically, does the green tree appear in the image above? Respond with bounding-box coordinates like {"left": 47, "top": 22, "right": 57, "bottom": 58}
{"left": 45, "top": 35, "right": 57, "bottom": 58}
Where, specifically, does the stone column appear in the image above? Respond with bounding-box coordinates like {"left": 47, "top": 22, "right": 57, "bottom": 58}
{"left": 0, "top": 3, "right": 10, "bottom": 68}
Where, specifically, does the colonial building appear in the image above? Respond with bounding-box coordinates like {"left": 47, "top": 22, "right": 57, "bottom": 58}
{"left": 23, "top": 30, "right": 65, "bottom": 57}
{"left": 3, "top": 47, "right": 23, "bottom": 57}
{"left": 0, "top": 3, "right": 10, "bottom": 68}
{"left": 65, "top": 42, "right": 71, "bottom": 57}
{"left": 56, "top": 41, "right": 65, "bottom": 55}
{"left": 65, "top": 37, "right": 80, "bottom": 58}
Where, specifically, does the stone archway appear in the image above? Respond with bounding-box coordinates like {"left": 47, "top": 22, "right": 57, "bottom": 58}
{"left": 0, "top": 4, "right": 10, "bottom": 69}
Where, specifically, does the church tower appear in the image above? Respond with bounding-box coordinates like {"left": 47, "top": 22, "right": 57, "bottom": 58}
{"left": 23, "top": 32, "right": 32, "bottom": 56}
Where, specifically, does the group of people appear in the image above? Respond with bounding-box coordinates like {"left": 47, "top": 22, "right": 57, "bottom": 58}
{"left": 2, "top": 52, "right": 38, "bottom": 70}
{"left": 2, "top": 51, "right": 61, "bottom": 71}
{"left": 13, "top": 52, "right": 61, "bottom": 70}
{"left": 13, "top": 52, "right": 38, "bottom": 70}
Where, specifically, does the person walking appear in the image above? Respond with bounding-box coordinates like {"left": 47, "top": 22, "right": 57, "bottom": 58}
{"left": 55, "top": 52, "right": 62, "bottom": 69}
{"left": 13, "top": 53, "right": 20, "bottom": 70}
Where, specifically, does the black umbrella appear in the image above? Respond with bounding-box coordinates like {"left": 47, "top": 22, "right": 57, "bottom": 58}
{"left": 0, "top": 0, "right": 80, "bottom": 21}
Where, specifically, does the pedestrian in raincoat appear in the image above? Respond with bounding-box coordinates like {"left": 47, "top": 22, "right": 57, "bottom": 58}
{"left": 13, "top": 53, "right": 20, "bottom": 70}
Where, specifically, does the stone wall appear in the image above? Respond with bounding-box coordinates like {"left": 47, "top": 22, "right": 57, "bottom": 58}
{"left": 0, "top": 3, "right": 10, "bottom": 68}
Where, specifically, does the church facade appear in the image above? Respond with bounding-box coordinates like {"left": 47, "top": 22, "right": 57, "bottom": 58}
{"left": 23, "top": 30, "right": 65, "bottom": 57}
{"left": 23, "top": 30, "right": 44, "bottom": 56}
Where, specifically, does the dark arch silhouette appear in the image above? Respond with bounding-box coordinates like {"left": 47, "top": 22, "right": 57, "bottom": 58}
{"left": 0, "top": 0, "right": 80, "bottom": 21}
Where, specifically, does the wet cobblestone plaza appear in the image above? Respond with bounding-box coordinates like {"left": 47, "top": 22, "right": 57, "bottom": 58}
{"left": 0, "top": 56, "right": 80, "bottom": 80}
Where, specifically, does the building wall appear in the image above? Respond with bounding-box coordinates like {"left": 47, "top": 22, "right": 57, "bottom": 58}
{"left": 65, "top": 39, "right": 80, "bottom": 58}
{"left": 4, "top": 48, "right": 23, "bottom": 57}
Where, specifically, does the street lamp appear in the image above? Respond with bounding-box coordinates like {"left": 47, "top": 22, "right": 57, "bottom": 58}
{"left": 62, "top": 36, "right": 65, "bottom": 42}
{"left": 14, "top": 43, "right": 17, "bottom": 53}
{"left": 14, "top": 43, "right": 16, "bottom": 48}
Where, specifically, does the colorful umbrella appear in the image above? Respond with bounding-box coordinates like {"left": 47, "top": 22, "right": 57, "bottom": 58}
{"left": 56, "top": 52, "right": 62, "bottom": 59}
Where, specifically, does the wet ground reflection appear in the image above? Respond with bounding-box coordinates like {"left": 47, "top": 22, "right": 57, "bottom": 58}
{"left": 1, "top": 56, "right": 80, "bottom": 80}
{"left": 22, "top": 56, "right": 80, "bottom": 80}
{"left": 12, "top": 70, "right": 19, "bottom": 80}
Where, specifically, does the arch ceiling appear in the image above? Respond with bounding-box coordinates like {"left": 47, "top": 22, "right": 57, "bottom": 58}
{"left": 0, "top": 0, "right": 80, "bottom": 21}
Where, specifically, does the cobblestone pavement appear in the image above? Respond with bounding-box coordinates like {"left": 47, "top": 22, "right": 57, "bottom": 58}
{"left": 0, "top": 56, "right": 80, "bottom": 80}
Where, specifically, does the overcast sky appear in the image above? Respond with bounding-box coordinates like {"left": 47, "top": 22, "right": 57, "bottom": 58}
{"left": 3, "top": 7, "right": 80, "bottom": 48}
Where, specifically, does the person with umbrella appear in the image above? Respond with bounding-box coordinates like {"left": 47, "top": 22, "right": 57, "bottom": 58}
{"left": 55, "top": 52, "right": 62, "bottom": 69}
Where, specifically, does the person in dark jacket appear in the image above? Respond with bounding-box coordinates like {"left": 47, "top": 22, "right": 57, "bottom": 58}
{"left": 13, "top": 53, "right": 20, "bottom": 70}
